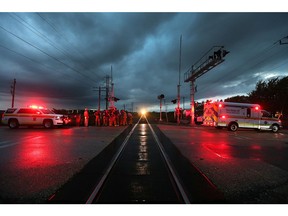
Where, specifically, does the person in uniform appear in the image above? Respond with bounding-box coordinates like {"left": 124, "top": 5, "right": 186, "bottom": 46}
{"left": 94, "top": 110, "right": 101, "bottom": 126}
{"left": 75, "top": 113, "right": 81, "bottom": 127}
{"left": 103, "top": 110, "right": 109, "bottom": 126}
{"left": 109, "top": 109, "right": 115, "bottom": 127}
{"left": 127, "top": 112, "right": 133, "bottom": 125}
{"left": 84, "top": 108, "right": 89, "bottom": 127}
{"left": 123, "top": 110, "right": 127, "bottom": 126}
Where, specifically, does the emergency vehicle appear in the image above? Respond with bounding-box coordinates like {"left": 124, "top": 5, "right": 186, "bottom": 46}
{"left": 203, "top": 101, "right": 282, "bottom": 132}
{"left": 1, "top": 105, "right": 64, "bottom": 129}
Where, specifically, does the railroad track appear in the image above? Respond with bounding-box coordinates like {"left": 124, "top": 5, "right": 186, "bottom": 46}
{"left": 86, "top": 115, "right": 190, "bottom": 204}
{"left": 48, "top": 116, "right": 224, "bottom": 204}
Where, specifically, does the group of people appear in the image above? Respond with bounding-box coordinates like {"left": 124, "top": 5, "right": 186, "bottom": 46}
{"left": 81, "top": 108, "right": 133, "bottom": 127}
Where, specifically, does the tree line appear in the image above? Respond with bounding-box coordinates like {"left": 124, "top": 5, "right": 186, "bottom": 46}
{"left": 225, "top": 76, "right": 288, "bottom": 125}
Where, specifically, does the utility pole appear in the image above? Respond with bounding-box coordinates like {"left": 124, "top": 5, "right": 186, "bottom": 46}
{"left": 158, "top": 94, "right": 165, "bottom": 121}
{"left": 182, "top": 96, "right": 185, "bottom": 110}
{"left": 177, "top": 35, "right": 182, "bottom": 125}
{"left": 184, "top": 46, "right": 229, "bottom": 126}
{"left": 10, "top": 78, "right": 16, "bottom": 108}
{"left": 105, "top": 75, "right": 109, "bottom": 109}
{"left": 164, "top": 99, "right": 168, "bottom": 122}
{"left": 93, "top": 86, "right": 106, "bottom": 111}
{"left": 182, "top": 96, "right": 185, "bottom": 119}
{"left": 109, "top": 65, "right": 115, "bottom": 110}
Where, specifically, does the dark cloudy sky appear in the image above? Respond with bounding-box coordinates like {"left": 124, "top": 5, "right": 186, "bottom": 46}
{"left": 0, "top": 12, "right": 288, "bottom": 111}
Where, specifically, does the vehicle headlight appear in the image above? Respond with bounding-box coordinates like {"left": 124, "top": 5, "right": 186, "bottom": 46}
{"left": 55, "top": 116, "right": 61, "bottom": 120}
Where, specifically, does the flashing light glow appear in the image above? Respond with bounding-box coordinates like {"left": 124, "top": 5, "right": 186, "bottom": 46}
{"left": 255, "top": 106, "right": 259, "bottom": 110}
{"left": 221, "top": 115, "right": 226, "bottom": 119}
{"left": 29, "top": 105, "right": 44, "bottom": 109}
{"left": 219, "top": 104, "right": 222, "bottom": 108}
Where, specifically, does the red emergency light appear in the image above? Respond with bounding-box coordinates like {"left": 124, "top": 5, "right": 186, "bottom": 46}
{"left": 255, "top": 106, "right": 260, "bottom": 111}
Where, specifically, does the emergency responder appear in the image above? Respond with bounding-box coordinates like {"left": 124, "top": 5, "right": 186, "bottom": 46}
{"left": 127, "top": 112, "right": 133, "bottom": 125}
{"left": 123, "top": 110, "right": 127, "bottom": 126}
{"left": 119, "top": 110, "right": 124, "bottom": 126}
{"left": 109, "top": 109, "right": 115, "bottom": 126}
{"left": 84, "top": 108, "right": 89, "bottom": 127}
{"left": 275, "top": 111, "right": 283, "bottom": 120}
{"left": 115, "top": 109, "right": 120, "bottom": 126}
{"left": 120, "top": 110, "right": 127, "bottom": 126}
{"left": 75, "top": 113, "right": 81, "bottom": 126}
{"left": 94, "top": 110, "right": 101, "bottom": 126}
{"left": 103, "top": 110, "right": 109, "bottom": 126}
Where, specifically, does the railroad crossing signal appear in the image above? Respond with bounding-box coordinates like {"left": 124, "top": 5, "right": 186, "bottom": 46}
{"left": 184, "top": 46, "right": 229, "bottom": 83}
{"left": 157, "top": 94, "right": 165, "bottom": 100}
{"left": 278, "top": 36, "right": 288, "bottom": 45}
{"left": 184, "top": 46, "right": 229, "bottom": 126}
{"left": 171, "top": 99, "right": 177, "bottom": 104}
{"left": 112, "top": 97, "right": 120, "bottom": 102}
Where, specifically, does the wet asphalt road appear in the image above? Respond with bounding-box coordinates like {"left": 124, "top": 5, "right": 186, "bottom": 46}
{"left": 158, "top": 125, "right": 288, "bottom": 203}
{"left": 0, "top": 125, "right": 127, "bottom": 203}
{"left": 0, "top": 123, "right": 288, "bottom": 203}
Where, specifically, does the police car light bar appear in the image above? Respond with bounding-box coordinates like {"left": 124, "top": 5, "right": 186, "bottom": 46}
{"left": 29, "top": 105, "right": 44, "bottom": 109}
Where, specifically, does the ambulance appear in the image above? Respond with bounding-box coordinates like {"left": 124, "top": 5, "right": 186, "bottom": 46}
{"left": 203, "top": 101, "right": 282, "bottom": 132}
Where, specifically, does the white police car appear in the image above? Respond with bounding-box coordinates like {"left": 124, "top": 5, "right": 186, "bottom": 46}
{"left": 1, "top": 106, "right": 64, "bottom": 129}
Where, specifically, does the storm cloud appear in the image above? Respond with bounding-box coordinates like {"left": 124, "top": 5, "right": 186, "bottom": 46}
{"left": 0, "top": 12, "right": 287, "bottom": 111}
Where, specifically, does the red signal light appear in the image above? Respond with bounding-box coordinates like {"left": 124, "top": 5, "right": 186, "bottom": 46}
{"left": 221, "top": 115, "right": 226, "bottom": 119}
{"left": 255, "top": 106, "right": 259, "bottom": 111}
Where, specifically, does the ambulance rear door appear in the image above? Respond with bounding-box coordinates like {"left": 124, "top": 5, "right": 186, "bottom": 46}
{"left": 258, "top": 110, "right": 273, "bottom": 130}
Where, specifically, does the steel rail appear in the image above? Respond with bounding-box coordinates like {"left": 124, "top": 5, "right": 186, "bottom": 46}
{"left": 86, "top": 116, "right": 190, "bottom": 204}
{"left": 146, "top": 116, "right": 191, "bottom": 204}
{"left": 85, "top": 117, "right": 142, "bottom": 204}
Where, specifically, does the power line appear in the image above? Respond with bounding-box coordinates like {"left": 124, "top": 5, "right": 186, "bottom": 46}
{"left": 0, "top": 43, "right": 97, "bottom": 87}
{"left": 36, "top": 13, "right": 99, "bottom": 71}
{"left": 0, "top": 23, "right": 98, "bottom": 83}
{"left": 10, "top": 14, "right": 78, "bottom": 65}
{"left": 10, "top": 13, "right": 101, "bottom": 81}
{"left": 195, "top": 39, "right": 286, "bottom": 98}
